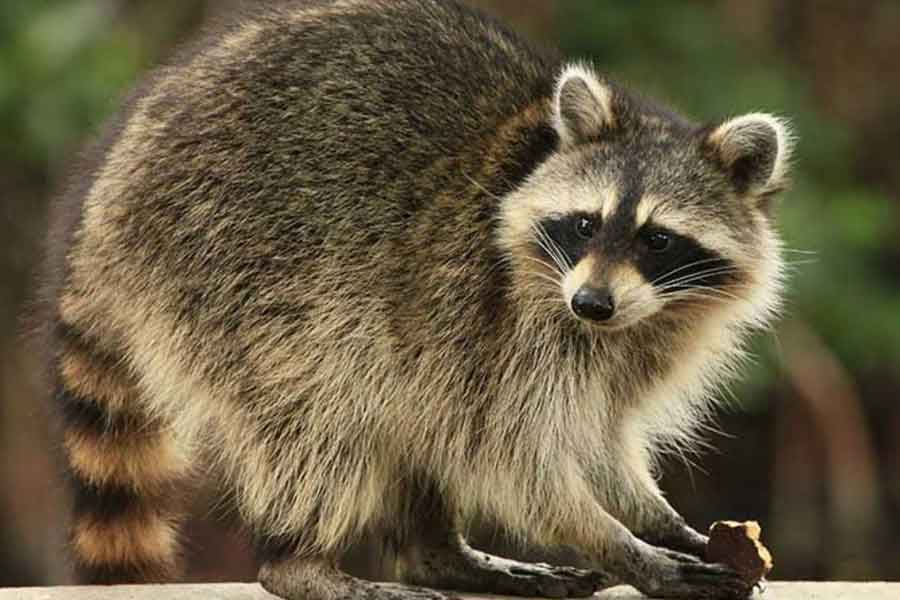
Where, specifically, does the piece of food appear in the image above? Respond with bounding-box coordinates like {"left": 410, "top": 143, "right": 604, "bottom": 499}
{"left": 705, "top": 520, "right": 773, "bottom": 585}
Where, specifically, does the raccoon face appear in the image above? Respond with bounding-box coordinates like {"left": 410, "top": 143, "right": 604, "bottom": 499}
{"left": 498, "top": 64, "right": 792, "bottom": 332}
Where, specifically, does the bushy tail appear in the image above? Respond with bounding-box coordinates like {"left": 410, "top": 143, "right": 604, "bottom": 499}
{"left": 53, "top": 321, "right": 191, "bottom": 583}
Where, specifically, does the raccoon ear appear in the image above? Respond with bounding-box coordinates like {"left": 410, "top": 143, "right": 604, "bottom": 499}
{"left": 705, "top": 113, "right": 794, "bottom": 196}
{"left": 553, "top": 63, "right": 616, "bottom": 147}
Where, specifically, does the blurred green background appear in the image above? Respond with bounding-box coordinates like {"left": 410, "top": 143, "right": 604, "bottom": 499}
{"left": 1, "top": 0, "right": 898, "bottom": 587}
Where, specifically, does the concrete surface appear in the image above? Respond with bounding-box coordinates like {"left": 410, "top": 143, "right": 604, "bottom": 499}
{"left": 1, "top": 583, "right": 898, "bottom": 599}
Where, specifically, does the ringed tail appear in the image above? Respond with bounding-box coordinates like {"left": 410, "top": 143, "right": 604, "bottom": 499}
{"left": 53, "top": 319, "right": 191, "bottom": 583}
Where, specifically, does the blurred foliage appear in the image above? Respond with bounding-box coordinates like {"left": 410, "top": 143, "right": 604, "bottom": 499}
{"left": 1, "top": 1, "right": 135, "bottom": 165}
{"left": 0, "top": 0, "right": 206, "bottom": 167}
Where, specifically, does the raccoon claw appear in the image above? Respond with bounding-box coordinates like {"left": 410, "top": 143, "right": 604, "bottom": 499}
{"left": 496, "top": 561, "right": 607, "bottom": 598}
{"left": 430, "top": 551, "right": 608, "bottom": 598}
{"left": 367, "top": 582, "right": 462, "bottom": 600}
{"left": 629, "top": 543, "right": 753, "bottom": 600}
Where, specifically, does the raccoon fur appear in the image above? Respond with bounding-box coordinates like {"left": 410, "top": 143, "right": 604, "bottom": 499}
{"left": 40, "top": 1, "right": 792, "bottom": 599}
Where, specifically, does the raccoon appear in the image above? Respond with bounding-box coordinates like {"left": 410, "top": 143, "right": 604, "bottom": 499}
{"left": 40, "top": 1, "right": 792, "bottom": 599}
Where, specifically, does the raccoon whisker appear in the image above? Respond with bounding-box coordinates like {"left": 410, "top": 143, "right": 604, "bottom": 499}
{"left": 528, "top": 239, "right": 551, "bottom": 264}
{"left": 534, "top": 221, "right": 571, "bottom": 268}
{"left": 658, "top": 283, "right": 737, "bottom": 299}
{"left": 533, "top": 222, "right": 572, "bottom": 272}
{"left": 656, "top": 262, "right": 743, "bottom": 283}
{"left": 779, "top": 258, "right": 818, "bottom": 269}
{"left": 664, "top": 289, "right": 741, "bottom": 306}
{"left": 662, "top": 282, "right": 743, "bottom": 300}
{"left": 658, "top": 267, "right": 740, "bottom": 289}
{"left": 529, "top": 230, "right": 558, "bottom": 271}
{"left": 648, "top": 257, "right": 730, "bottom": 285}
{"left": 655, "top": 276, "right": 742, "bottom": 295}
{"left": 646, "top": 257, "right": 731, "bottom": 288}
{"left": 693, "top": 284, "right": 743, "bottom": 298}
{"left": 656, "top": 256, "right": 811, "bottom": 289}
{"left": 780, "top": 247, "right": 818, "bottom": 255}
{"left": 670, "top": 291, "right": 736, "bottom": 305}
{"left": 655, "top": 273, "right": 741, "bottom": 292}
{"left": 651, "top": 256, "right": 806, "bottom": 295}
{"left": 660, "top": 263, "right": 739, "bottom": 284}
{"left": 531, "top": 224, "right": 571, "bottom": 274}
{"left": 516, "top": 253, "right": 565, "bottom": 280}
{"left": 653, "top": 267, "right": 743, "bottom": 291}
{"left": 664, "top": 294, "right": 734, "bottom": 309}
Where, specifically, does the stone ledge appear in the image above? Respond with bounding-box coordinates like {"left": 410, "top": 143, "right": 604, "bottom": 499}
{"left": 1, "top": 583, "right": 897, "bottom": 599}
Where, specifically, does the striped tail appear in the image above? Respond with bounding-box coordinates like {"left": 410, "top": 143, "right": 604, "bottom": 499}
{"left": 54, "top": 322, "right": 192, "bottom": 583}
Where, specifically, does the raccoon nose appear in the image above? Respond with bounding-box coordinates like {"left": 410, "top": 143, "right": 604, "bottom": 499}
{"left": 572, "top": 287, "right": 615, "bottom": 322}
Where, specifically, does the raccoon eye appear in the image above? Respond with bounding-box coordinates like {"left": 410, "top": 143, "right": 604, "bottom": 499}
{"left": 575, "top": 217, "right": 594, "bottom": 239}
{"left": 645, "top": 231, "right": 672, "bottom": 253}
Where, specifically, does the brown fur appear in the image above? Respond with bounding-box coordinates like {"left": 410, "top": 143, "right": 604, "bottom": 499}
{"left": 58, "top": 330, "right": 138, "bottom": 413}
{"left": 63, "top": 429, "right": 187, "bottom": 492}
{"left": 52, "top": 320, "right": 191, "bottom": 582}
{"left": 72, "top": 510, "right": 181, "bottom": 581}
{"left": 39, "top": 1, "right": 791, "bottom": 598}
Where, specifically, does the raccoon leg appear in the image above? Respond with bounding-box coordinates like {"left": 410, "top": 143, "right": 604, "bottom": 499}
{"left": 258, "top": 555, "right": 460, "bottom": 600}
{"left": 633, "top": 508, "right": 708, "bottom": 559}
{"left": 555, "top": 497, "right": 751, "bottom": 600}
{"left": 397, "top": 529, "right": 609, "bottom": 598}
{"left": 608, "top": 461, "right": 708, "bottom": 557}
{"left": 394, "top": 492, "right": 609, "bottom": 598}
{"left": 55, "top": 322, "right": 192, "bottom": 583}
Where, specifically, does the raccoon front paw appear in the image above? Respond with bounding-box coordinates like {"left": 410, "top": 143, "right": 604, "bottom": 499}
{"left": 260, "top": 559, "right": 463, "bottom": 600}
{"left": 470, "top": 556, "right": 607, "bottom": 598}
{"left": 627, "top": 541, "right": 752, "bottom": 600}
{"left": 402, "top": 541, "right": 609, "bottom": 598}
{"left": 365, "top": 582, "right": 463, "bottom": 600}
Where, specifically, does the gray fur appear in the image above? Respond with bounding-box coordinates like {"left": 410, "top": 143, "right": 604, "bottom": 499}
{"left": 44, "top": 1, "right": 791, "bottom": 599}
